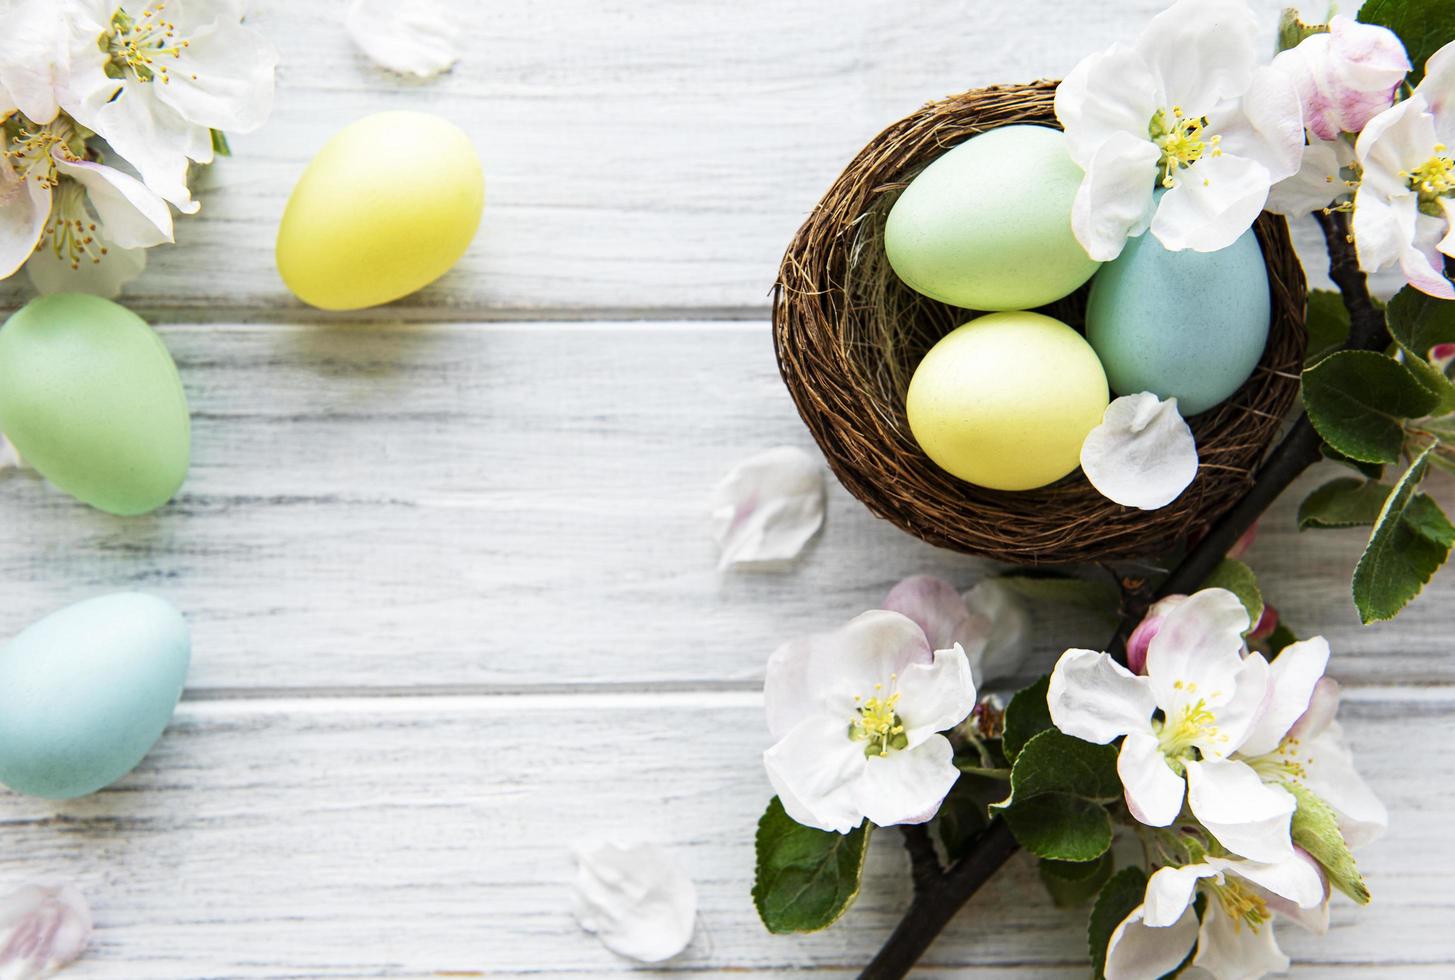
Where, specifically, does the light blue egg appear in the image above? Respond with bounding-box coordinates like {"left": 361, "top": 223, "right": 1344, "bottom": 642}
{"left": 0, "top": 593, "right": 191, "bottom": 800}
{"left": 1086, "top": 225, "right": 1270, "bottom": 415}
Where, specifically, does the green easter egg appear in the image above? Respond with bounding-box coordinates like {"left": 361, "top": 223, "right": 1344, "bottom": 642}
{"left": 884, "top": 125, "right": 1100, "bottom": 311}
{"left": 0, "top": 294, "right": 191, "bottom": 515}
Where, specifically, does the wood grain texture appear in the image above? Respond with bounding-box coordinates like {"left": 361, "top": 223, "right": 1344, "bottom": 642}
{"left": 0, "top": 321, "right": 1448, "bottom": 692}
{"left": 0, "top": 688, "right": 1446, "bottom": 977}
{"left": 0, "top": 0, "right": 1332, "bottom": 318}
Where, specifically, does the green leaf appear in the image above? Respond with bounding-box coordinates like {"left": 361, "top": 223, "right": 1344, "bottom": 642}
{"left": 1089, "top": 866, "right": 1149, "bottom": 980}
{"left": 752, "top": 797, "right": 871, "bottom": 933}
{"left": 1298, "top": 478, "right": 1392, "bottom": 530}
{"left": 1353, "top": 447, "right": 1455, "bottom": 622}
{"left": 1385, "top": 286, "right": 1455, "bottom": 411}
{"left": 1265, "top": 621, "right": 1300, "bottom": 655}
{"left": 994, "top": 730, "right": 1121, "bottom": 810}
{"left": 1200, "top": 558, "right": 1264, "bottom": 628}
{"left": 1302, "top": 350, "right": 1438, "bottom": 463}
{"left": 1002, "top": 793, "right": 1113, "bottom": 862}
{"left": 1001, "top": 674, "right": 1053, "bottom": 762}
{"left": 1278, "top": 7, "right": 1330, "bottom": 51}
{"left": 1286, "top": 782, "right": 1371, "bottom": 904}
{"left": 995, "top": 571, "right": 1121, "bottom": 615}
{"left": 935, "top": 772, "right": 999, "bottom": 861}
{"left": 1322, "top": 442, "right": 1386, "bottom": 480}
{"left": 1040, "top": 851, "right": 1115, "bottom": 908}
{"left": 1359, "top": 0, "right": 1455, "bottom": 83}
{"left": 210, "top": 129, "right": 231, "bottom": 157}
{"left": 1305, "top": 289, "right": 1351, "bottom": 365}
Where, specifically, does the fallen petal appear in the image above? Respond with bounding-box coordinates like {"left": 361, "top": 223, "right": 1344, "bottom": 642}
{"left": 571, "top": 841, "right": 697, "bottom": 963}
{"left": 345, "top": 0, "right": 460, "bottom": 78}
{"left": 1081, "top": 393, "right": 1198, "bottom": 510}
{"left": 709, "top": 446, "right": 825, "bottom": 569}
{"left": 0, "top": 883, "right": 91, "bottom": 979}
{"left": 0, "top": 434, "right": 26, "bottom": 472}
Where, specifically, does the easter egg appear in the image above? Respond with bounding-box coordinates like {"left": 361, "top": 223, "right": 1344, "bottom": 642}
{"left": 907, "top": 311, "right": 1109, "bottom": 490}
{"left": 884, "top": 125, "right": 1099, "bottom": 311}
{"left": 276, "top": 111, "right": 484, "bottom": 310}
{"left": 0, "top": 294, "right": 190, "bottom": 516}
{"left": 1086, "top": 226, "right": 1270, "bottom": 415}
{"left": 0, "top": 594, "right": 191, "bottom": 799}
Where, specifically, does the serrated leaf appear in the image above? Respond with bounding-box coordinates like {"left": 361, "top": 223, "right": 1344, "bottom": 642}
{"left": 1385, "top": 287, "right": 1455, "bottom": 411}
{"left": 1002, "top": 793, "right": 1113, "bottom": 862}
{"left": 995, "top": 572, "right": 1121, "bottom": 615}
{"left": 752, "top": 796, "right": 871, "bottom": 934}
{"left": 1305, "top": 289, "right": 1351, "bottom": 365}
{"left": 994, "top": 730, "right": 1121, "bottom": 811}
{"left": 1322, "top": 442, "right": 1386, "bottom": 480}
{"left": 1298, "top": 478, "right": 1392, "bottom": 529}
{"left": 1001, "top": 674, "right": 1053, "bottom": 762}
{"left": 1040, "top": 851, "right": 1114, "bottom": 908}
{"left": 1089, "top": 866, "right": 1149, "bottom": 980}
{"left": 1353, "top": 447, "right": 1455, "bottom": 622}
{"left": 1200, "top": 558, "right": 1264, "bottom": 629}
{"left": 1359, "top": 0, "right": 1455, "bottom": 83}
{"left": 1303, "top": 350, "right": 1439, "bottom": 463}
{"left": 935, "top": 772, "right": 999, "bottom": 861}
{"left": 1285, "top": 781, "right": 1370, "bottom": 904}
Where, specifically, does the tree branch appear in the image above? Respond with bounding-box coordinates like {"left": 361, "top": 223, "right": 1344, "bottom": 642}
{"left": 855, "top": 216, "right": 1391, "bottom": 980}
{"left": 900, "top": 824, "right": 943, "bottom": 894}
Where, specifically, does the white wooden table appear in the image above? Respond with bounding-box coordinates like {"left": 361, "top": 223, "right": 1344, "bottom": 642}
{"left": 1, "top": 2, "right": 1452, "bottom": 976}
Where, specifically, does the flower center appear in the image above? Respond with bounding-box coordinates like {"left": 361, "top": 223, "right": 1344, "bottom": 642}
{"left": 36, "top": 182, "right": 111, "bottom": 271}
{"left": 2, "top": 118, "right": 83, "bottom": 189}
{"left": 849, "top": 680, "right": 908, "bottom": 758}
{"left": 1209, "top": 879, "right": 1269, "bottom": 932}
{"left": 1244, "top": 734, "right": 1310, "bottom": 781}
{"left": 1404, "top": 146, "right": 1455, "bottom": 215}
{"left": 1149, "top": 106, "right": 1222, "bottom": 188}
{"left": 1156, "top": 689, "right": 1221, "bottom": 757}
{"left": 102, "top": 3, "right": 194, "bottom": 85}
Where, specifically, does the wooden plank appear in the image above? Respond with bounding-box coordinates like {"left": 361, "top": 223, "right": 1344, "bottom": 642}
{"left": 0, "top": 321, "right": 1447, "bottom": 692}
{"left": 0, "top": 688, "right": 1445, "bottom": 977}
{"left": 0, "top": 0, "right": 1322, "bottom": 317}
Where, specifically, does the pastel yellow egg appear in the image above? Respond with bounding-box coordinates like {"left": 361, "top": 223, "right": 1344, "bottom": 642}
{"left": 906, "top": 312, "right": 1109, "bottom": 491}
{"left": 276, "top": 111, "right": 484, "bottom": 310}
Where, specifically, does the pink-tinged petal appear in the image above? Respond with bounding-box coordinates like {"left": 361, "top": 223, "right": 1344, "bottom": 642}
{"left": 0, "top": 167, "right": 50, "bottom": 278}
{"left": 1215, "top": 65, "right": 1306, "bottom": 183}
{"left": 1214, "top": 851, "right": 1326, "bottom": 909}
{"left": 1151, "top": 153, "right": 1271, "bottom": 253}
{"left": 52, "top": 157, "right": 174, "bottom": 249}
{"left": 1054, "top": 43, "right": 1160, "bottom": 167}
{"left": 1193, "top": 901, "right": 1289, "bottom": 980}
{"left": 882, "top": 575, "right": 980, "bottom": 655}
{"left": 1416, "top": 39, "right": 1455, "bottom": 123}
{"left": 1274, "top": 19, "right": 1409, "bottom": 141}
{"left": 1247, "top": 603, "right": 1279, "bottom": 642}
{"left": 1289, "top": 676, "right": 1340, "bottom": 740}
{"left": 1125, "top": 595, "right": 1189, "bottom": 676}
{"left": 1133, "top": 0, "right": 1259, "bottom": 115}
{"left": 1240, "top": 637, "right": 1330, "bottom": 757}
{"left": 962, "top": 579, "right": 1032, "bottom": 685}
{"left": 1200, "top": 651, "right": 1271, "bottom": 758}
{"left": 1401, "top": 210, "right": 1455, "bottom": 299}
{"left": 1301, "top": 722, "right": 1389, "bottom": 849}
{"left": 1185, "top": 758, "right": 1296, "bottom": 862}
{"left": 1145, "top": 588, "right": 1249, "bottom": 714}
{"left": 1143, "top": 863, "right": 1217, "bottom": 927}
{"left": 763, "top": 610, "right": 931, "bottom": 740}
{"left": 1071, "top": 131, "right": 1161, "bottom": 261}
{"left": 710, "top": 446, "right": 825, "bottom": 570}
{"left": 1103, "top": 902, "right": 1199, "bottom": 980}
{"left": 854, "top": 734, "right": 959, "bottom": 828}
{"left": 896, "top": 645, "right": 976, "bottom": 745}
{"left": 1263, "top": 848, "right": 1331, "bottom": 934}
{"left": 1048, "top": 649, "right": 1156, "bottom": 744}
{"left": 763, "top": 715, "right": 869, "bottom": 834}
{"left": 1118, "top": 731, "right": 1185, "bottom": 827}
{"left": 0, "top": 883, "right": 91, "bottom": 978}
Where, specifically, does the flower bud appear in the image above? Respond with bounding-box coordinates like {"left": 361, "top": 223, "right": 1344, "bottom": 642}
{"left": 1226, "top": 520, "right": 1258, "bottom": 560}
{"left": 1125, "top": 594, "right": 1189, "bottom": 674}
{"left": 1248, "top": 602, "right": 1280, "bottom": 642}
{"left": 1272, "top": 16, "right": 1411, "bottom": 141}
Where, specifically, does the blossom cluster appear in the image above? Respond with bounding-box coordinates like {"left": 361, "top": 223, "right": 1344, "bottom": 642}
{"left": 0, "top": 0, "right": 276, "bottom": 296}
{"left": 1059, "top": 0, "right": 1454, "bottom": 299}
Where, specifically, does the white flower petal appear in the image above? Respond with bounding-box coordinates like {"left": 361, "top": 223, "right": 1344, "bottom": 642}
{"left": 26, "top": 220, "right": 147, "bottom": 300}
{"left": 1419, "top": 39, "right": 1455, "bottom": 127}
{"left": 1151, "top": 153, "right": 1272, "bottom": 253}
{"left": 1239, "top": 637, "right": 1330, "bottom": 757}
{"left": 1104, "top": 902, "right": 1199, "bottom": 980}
{"left": 882, "top": 575, "right": 982, "bottom": 655}
{"left": 69, "top": 83, "right": 202, "bottom": 214}
{"left": 0, "top": 433, "right": 27, "bottom": 471}
{"left": 53, "top": 158, "right": 174, "bottom": 249}
{"left": 854, "top": 734, "right": 960, "bottom": 828}
{"left": 1133, "top": 0, "right": 1259, "bottom": 116}
{"left": 1288, "top": 676, "right": 1339, "bottom": 741}
{"left": 1266, "top": 140, "right": 1351, "bottom": 216}
{"left": 895, "top": 645, "right": 976, "bottom": 745}
{"left": 1143, "top": 863, "right": 1219, "bottom": 927}
{"left": 0, "top": 165, "right": 51, "bottom": 278}
{"left": 1047, "top": 648, "right": 1156, "bottom": 744}
{"left": 1272, "top": 19, "right": 1409, "bottom": 142}
{"left": 0, "top": 883, "right": 91, "bottom": 979}
{"left": 1054, "top": 43, "right": 1160, "bottom": 167}
{"left": 1262, "top": 848, "right": 1331, "bottom": 934}
{"left": 571, "top": 841, "right": 696, "bottom": 963}
{"left": 1193, "top": 902, "right": 1289, "bottom": 980}
{"left": 962, "top": 579, "right": 1032, "bottom": 686}
{"left": 1118, "top": 730, "right": 1185, "bottom": 827}
{"left": 1215, "top": 851, "right": 1326, "bottom": 910}
{"left": 0, "top": 0, "right": 69, "bottom": 124}
{"left": 763, "top": 610, "right": 931, "bottom": 740}
{"left": 155, "top": 14, "right": 278, "bottom": 133}
{"left": 1215, "top": 65, "right": 1306, "bottom": 184}
{"left": 1352, "top": 185, "right": 1412, "bottom": 274}
{"left": 346, "top": 0, "right": 460, "bottom": 78}
{"left": 1080, "top": 393, "right": 1198, "bottom": 508}
{"left": 1400, "top": 210, "right": 1455, "bottom": 299}
{"left": 709, "top": 446, "right": 825, "bottom": 569}
{"left": 764, "top": 714, "right": 869, "bottom": 834}
{"left": 1301, "top": 723, "right": 1389, "bottom": 849}
{"left": 1071, "top": 131, "right": 1160, "bottom": 261}
{"left": 1202, "top": 651, "right": 1272, "bottom": 759}
{"left": 1185, "top": 758, "right": 1296, "bottom": 862}
{"left": 1144, "top": 588, "right": 1249, "bottom": 714}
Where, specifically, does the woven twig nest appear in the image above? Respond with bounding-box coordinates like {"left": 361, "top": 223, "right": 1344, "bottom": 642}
{"left": 773, "top": 80, "right": 1308, "bottom": 565}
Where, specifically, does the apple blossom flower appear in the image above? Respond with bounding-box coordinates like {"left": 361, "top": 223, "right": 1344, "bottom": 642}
{"left": 763, "top": 610, "right": 976, "bottom": 834}
{"left": 60, "top": 0, "right": 278, "bottom": 214}
{"left": 882, "top": 574, "right": 1030, "bottom": 688}
{"left": 1352, "top": 40, "right": 1455, "bottom": 298}
{"left": 1234, "top": 640, "right": 1388, "bottom": 848}
{"left": 1048, "top": 588, "right": 1296, "bottom": 862}
{"left": 1272, "top": 16, "right": 1410, "bottom": 143}
{"left": 1104, "top": 850, "right": 1326, "bottom": 980}
{"left": 1054, "top": 0, "right": 1304, "bottom": 260}
{"left": 709, "top": 446, "right": 825, "bottom": 569}
{"left": 346, "top": 0, "right": 459, "bottom": 79}
{"left": 1123, "top": 594, "right": 1189, "bottom": 675}
{"left": 0, "top": 883, "right": 92, "bottom": 979}
{"left": 571, "top": 841, "right": 697, "bottom": 963}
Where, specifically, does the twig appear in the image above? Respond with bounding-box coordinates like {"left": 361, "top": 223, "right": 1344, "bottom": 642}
{"left": 855, "top": 217, "right": 1391, "bottom": 980}
{"left": 900, "top": 824, "right": 943, "bottom": 894}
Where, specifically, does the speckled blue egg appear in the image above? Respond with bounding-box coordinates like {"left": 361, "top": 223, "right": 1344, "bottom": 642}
{"left": 1086, "top": 226, "right": 1271, "bottom": 415}
{"left": 0, "top": 594, "right": 191, "bottom": 800}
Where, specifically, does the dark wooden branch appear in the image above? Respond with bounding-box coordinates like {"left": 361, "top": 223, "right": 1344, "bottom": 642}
{"left": 900, "top": 824, "right": 943, "bottom": 894}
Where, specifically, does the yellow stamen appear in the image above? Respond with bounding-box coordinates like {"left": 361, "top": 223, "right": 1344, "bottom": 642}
{"left": 849, "top": 678, "right": 908, "bottom": 758}
{"left": 1150, "top": 106, "right": 1222, "bottom": 188}
{"left": 1211, "top": 879, "right": 1270, "bottom": 932}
